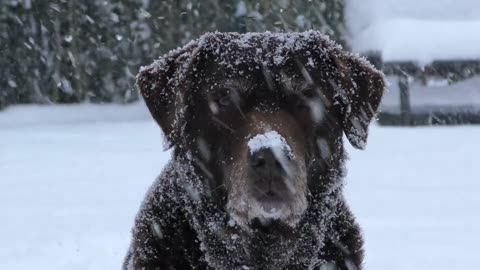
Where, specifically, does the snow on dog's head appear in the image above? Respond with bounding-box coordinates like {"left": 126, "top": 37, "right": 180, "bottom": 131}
{"left": 137, "top": 31, "right": 385, "bottom": 231}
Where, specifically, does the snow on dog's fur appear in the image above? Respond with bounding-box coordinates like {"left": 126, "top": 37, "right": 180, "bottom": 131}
{"left": 124, "top": 31, "right": 385, "bottom": 270}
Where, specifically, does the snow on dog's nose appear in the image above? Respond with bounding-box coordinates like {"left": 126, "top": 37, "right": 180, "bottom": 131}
{"left": 248, "top": 131, "right": 295, "bottom": 182}
{"left": 247, "top": 130, "right": 294, "bottom": 158}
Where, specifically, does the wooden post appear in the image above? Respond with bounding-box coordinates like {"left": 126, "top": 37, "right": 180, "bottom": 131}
{"left": 398, "top": 73, "right": 412, "bottom": 125}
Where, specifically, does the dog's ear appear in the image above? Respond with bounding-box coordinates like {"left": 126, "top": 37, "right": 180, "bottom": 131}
{"left": 331, "top": 51, "right": 385, "bottom": 150}
{"left": 137, "top": 43, "right": 199, "bottom": 149}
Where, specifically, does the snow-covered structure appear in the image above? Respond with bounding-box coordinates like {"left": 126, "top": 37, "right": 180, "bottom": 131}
{"left": 346, "top": 0, "right": 480, "bottom": 125}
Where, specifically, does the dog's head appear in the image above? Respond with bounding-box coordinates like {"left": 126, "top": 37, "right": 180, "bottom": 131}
{"left": 138, "top": 32, "right": 384, "bottom": 231}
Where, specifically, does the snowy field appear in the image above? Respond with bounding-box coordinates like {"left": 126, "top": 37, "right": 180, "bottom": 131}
{"left": 1, "top": 103, "right": 480, "bottom": 270}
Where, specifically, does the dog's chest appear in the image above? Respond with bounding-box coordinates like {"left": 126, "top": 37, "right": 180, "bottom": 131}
{"left": 182, "top": 212, "right": 330, "bottom": 270}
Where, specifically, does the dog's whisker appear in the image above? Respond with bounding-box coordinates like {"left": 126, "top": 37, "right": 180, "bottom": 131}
{"left": 211, "top": 183, "right": 226, "bottom": 193}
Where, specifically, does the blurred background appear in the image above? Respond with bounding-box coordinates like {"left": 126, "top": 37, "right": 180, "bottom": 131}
{"left": 1, "top": 0, "right": 479, "bottom": 269}
{"left": 1, "top": 0, "right": 347, "bottom": 108}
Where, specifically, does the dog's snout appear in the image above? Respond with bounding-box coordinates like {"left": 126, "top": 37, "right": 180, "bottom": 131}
{"left": 250, "top": 148, "right": 284, "bottom": 176}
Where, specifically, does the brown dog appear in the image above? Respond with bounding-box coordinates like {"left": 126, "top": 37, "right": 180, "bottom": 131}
{"left": 124, "top": 31, "right": 385, "bottom": 270}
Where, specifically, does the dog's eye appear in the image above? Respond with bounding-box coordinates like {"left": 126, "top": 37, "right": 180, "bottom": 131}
{"left": 218, "top": 95, "right": 232, "bottom": 107}
{"left": 295, "top": 99, "right": 309, "bottom": 112}
{"left": 302, "top": 88, "right": 315, "bottom": 99}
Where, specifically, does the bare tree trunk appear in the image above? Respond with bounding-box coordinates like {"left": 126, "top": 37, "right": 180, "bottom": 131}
{"left": 69, "top": 0, "right": 85, "bottom": 101}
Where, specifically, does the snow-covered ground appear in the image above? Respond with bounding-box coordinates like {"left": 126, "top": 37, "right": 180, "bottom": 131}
{"left": 1, "top": 104, "right": 480, "bottom": 269}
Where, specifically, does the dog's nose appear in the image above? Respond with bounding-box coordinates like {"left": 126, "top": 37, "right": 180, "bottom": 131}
{"left": 250, "top": 148, "right": 284, "bottom": 176}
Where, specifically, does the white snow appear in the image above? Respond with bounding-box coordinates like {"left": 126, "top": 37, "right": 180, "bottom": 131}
{"left": 0, "top": 102, "right": 149, "bottom": 128}
{"left": 1, "top": 104, "right": 480, "bottom": 269}
{"left": 352, "top": 19, "right": 480, "bottom": 63}
{"left": 346, "top": 0, "right": 480, "bottom": 63}
{"left": 346, "top": 125, "right": 480, "bottom": 269}
{"left": 145, "top": 31, "right": 344, "bottom": 75}
{"left": 247, "top": 130, "right": 294, "bottom": 158}
{"left": 0, "top": 103, "right": 167, "bottom": 270}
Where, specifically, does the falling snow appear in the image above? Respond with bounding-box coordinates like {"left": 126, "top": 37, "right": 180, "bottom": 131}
{"left": 2, "top": 1, "right": 479, "bottom": 269}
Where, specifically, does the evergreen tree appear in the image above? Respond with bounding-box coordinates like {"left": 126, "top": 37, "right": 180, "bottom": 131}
{"left": 0, "top": 0, "right": 347, "bottom": 109}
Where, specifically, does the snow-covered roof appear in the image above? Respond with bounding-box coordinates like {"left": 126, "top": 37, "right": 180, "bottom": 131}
{"left": 346, "top": 0, "right": 480, "bottom": 64}
{"left": 352, "top": 19, "right": 480, "bottom": 64}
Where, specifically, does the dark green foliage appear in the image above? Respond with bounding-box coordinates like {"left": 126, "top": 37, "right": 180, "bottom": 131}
{"left": 0, "top": 0, "right": 346, "bottom": 108}
{"left": 237, "top": 0, "right": 346, "bottom": 45}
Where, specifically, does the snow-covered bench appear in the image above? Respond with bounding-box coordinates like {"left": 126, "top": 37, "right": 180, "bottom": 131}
{"left": 347, "top": 1, "right": 480, "bottom": 125}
